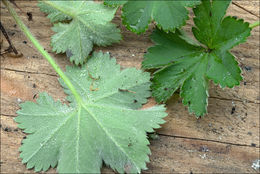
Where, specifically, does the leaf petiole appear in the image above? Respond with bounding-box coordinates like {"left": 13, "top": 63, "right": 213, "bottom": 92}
{"left": 3, "top": 0, "right": 82, "bottom": 105}
{"left": 249, "top": 21, "right": 260, "bottom": 29}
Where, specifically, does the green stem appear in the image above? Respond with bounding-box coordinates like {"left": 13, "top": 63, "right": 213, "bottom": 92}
{"left": 249, "top": 21, "right": 260, "bottom": 29}
{"left": 3, "top": 0, "right": 82, "bottom": 104}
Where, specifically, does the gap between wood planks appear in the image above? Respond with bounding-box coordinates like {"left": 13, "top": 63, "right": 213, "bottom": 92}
{"left": 1, "top": 67, "right": 259, "bottom": 104}
{"left": 1, "top": 67, "right": 58, "bottom": 77}
{"left": 1, "top": 112, "right": 259, "bottom": 149}
{"left": 232, "top": 2, "right": 260, "bottom": 18}
{"left": 158, "top": 133, "right": 260, "bottom": 148}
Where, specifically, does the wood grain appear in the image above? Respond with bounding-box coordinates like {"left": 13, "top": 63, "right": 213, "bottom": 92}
{"left": 1, "top": 1, "right": 259, "bottom": 173}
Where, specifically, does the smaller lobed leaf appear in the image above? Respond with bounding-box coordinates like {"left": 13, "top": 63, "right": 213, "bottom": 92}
{"left": 39, "top": 1, "right": 122, "bottom": 65}
{"left": 105, "top": 0, "right": 201, "bottom": 34}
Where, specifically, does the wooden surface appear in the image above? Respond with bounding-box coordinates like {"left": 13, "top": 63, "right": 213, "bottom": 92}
{"left": 1, "top": 1, "right": 259, "bottom": 173}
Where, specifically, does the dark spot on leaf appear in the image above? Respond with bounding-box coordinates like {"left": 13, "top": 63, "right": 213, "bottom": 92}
{"left": 26, "top": 12, "right": 33, "bottom": 21}
{"left": 251, "top": 143, "right": 256, "bottom": 147}
{"left": 23, "top": 40, "right": 27, "bottom": 44}
{"left": 231, "top": 106, "right": 235, "bottom": 114}
{"left": 119, "top": 88, "right": 126, "bottom": 92}
{"left": 164, "top": 88, "right": 168, "bottom": 91}
{"left": 188, "top": 101, "right": 191, "bottom": 105}
{"left": 209, "top": 11, "right": 212, "bottom": 17}
{"left": 134, "top": 99, "right": 138, "bottom": 103}
{"left": 206, "top": 48, "right": 213, "bottom": 53}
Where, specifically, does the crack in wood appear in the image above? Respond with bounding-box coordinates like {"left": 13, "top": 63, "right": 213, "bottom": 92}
{"left": 1, "top": 112, "right": 258, "bottom": 148}
{"left": 1, "top": 67, "right": 58, "bottom": 77}
{"left": 232, "top": 2, "right": 260, "bottom": 18}
{"left": 1, "top": 113, "right": 16, "bottom": 117}
{"left": 210, "top": 96, "right": 259, "bottom": 105}
{"left": 157, "top": 133, "right": 260, "bottom": 148}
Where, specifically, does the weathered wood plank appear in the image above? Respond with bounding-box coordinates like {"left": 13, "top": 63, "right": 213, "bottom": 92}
{"left": 1, "top": 115, "right": 258, "bottom": 173}
{"left": 159, "top": 95, "right": 260, "bottom": 147}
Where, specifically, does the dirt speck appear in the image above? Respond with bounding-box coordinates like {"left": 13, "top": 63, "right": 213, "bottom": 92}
{"left": 26, "top": 12, "right": 33, "bottom": 21}
{"left": 231, "top": 106, "right": 236, "bottom": 114}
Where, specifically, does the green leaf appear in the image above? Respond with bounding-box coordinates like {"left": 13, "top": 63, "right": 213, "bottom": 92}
{"left": 15, "top": 52, "right": 167, "bottom": 173}
{"left": 104, "top": 0, "right": 200, "bottom": 34}
{"left": 192, "top": 0, "right": 250, "bottom": 50}
{"left": 104, "top": 0, "right": 127, "bottom": 7}
{"left": 143, "top": 0, "right": 251, "bottom": 117}
{"left": 38, "top": 1, "right": 121, "bottom": 65}
{"left": 142, "top": 29, "right": 203, "bottom": 69}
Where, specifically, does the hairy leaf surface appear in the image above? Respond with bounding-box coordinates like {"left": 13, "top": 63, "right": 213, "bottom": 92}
{"left": 142, "top": 0, "right": 251, "bottom": 117}
{"left": 104, "top": 0, "right": 200, "bottom": 33}
{"left": 15, "top": 52, "right": 167, "bottom": 173}
{"left": 38, "top": 1, "right": 121, "bottom": 65}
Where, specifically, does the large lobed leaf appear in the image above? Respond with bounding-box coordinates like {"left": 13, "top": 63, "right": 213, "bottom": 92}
{"left": 142, "top": 0, "right": 251, "bottom": 117}
{"left": 15, "top": 52, "right": 167, "bottom": 173}
{"left": 104, "top": 0, "right": 201, "bottom": 34}
{"left": 38, "top": 1, "right": 121, "bottom": 65}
